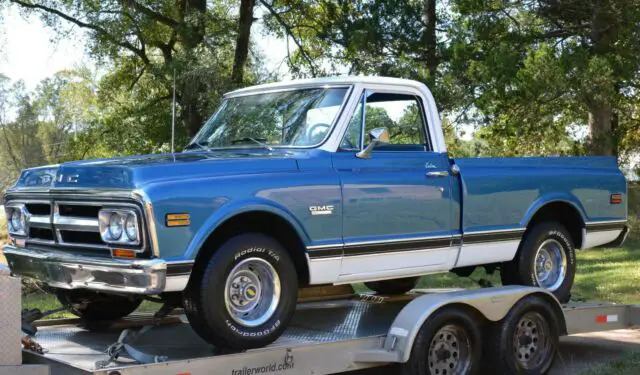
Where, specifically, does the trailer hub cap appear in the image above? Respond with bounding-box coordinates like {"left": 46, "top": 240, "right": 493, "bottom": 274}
{"left": 534, "top": 239, "right": 567, "bottom": 291}
{"left": 514, "top": 312, "right": 550, "bottom": 369}
{"left": 428, "top": 324, "right": 471, "bottom": 375}
{"left": 224, "top": 257, "right": 281, "bottom": 327}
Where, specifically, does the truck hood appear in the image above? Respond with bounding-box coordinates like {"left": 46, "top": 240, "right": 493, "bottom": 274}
{"left": 9, "top": 150, "right": 301, "bottom": 191}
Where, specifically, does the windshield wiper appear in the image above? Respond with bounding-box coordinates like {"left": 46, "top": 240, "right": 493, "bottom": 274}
{"left": 183, "top": 141, "right": 210, "bottom": 151}
{"left": 230, "top": 137, "right": 274, "bottom": 151}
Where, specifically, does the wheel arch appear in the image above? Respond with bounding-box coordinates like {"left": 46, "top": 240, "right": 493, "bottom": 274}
{"left": 522, "top": 197, "right": 586, "bottom": 249}
{"left": 380, "top": 286, "right": 564, "bottom": 363}
{"left": 185, "top": 200, "right": 312, "bottom": 288}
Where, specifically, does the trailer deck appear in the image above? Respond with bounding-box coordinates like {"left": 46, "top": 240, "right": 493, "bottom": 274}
{"left": 22, "top": 296, "right": 409, "bottom": 375}
{"left": 14, "top": 289, "right": 640, "bottom": 375}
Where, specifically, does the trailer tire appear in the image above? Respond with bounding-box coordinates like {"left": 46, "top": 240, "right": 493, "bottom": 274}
{"left": 501, "top": 222, "right": 575, "bottom": 302}
{"left": 184, "top": 233, "right": 298, "bottom": 349}
{"left": 402, "top": 306, "right": 482, "bottom": 375}
{"left": 54, "top": 289, "right": 142, "bottom": 322}
{"left": 484, "top": 295, "right": 559, "bottom": 375}
{"left": 365, "top": 277, "right": 419, "bottom": 295}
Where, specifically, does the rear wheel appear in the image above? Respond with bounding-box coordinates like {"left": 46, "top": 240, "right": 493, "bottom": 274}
{"left": 365, "top": 277, "right": 419, "bottom": 295}
{"left": 501, "top": 222, "right": 575, "bottom": 302}
{"left": 184, "top": 233, "right": 298, "bottom": 349}
{"left": 54, "top": 289, "right": 142, "bottom": 322}
{"left": 484, "top": 295, "right": 559, "bottom": 374}
{"left": 402, "top": 307, "right": 482, "bottom": 375}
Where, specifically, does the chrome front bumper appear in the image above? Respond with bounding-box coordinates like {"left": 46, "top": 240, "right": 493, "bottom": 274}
{"left": 3, "top": 245, "right": 168, "bottom": 294}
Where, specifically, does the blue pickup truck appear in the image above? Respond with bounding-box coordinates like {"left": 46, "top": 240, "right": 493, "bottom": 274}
{"left": 3, "top": 77, "right": 628, "bottom": 349}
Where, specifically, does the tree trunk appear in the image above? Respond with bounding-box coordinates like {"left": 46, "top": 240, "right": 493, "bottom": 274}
{"left": 587, "top": 100, "right": 615, "bottom": 156}
{"left": 231, "top": 0, "right": 256, "bottom": 84}
{"left": 423, "top": 0, "right": 438, "bottom": 77}
{"left": 585, "top": 2, "right": 617, "bottom": 156}
{"left": 181, "top": 94, "right": 204, "bottom": 137}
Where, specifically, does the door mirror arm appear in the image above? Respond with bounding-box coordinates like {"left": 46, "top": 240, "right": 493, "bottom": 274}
{"left": 356, "top": 127, "right": 389, "bottom": 159}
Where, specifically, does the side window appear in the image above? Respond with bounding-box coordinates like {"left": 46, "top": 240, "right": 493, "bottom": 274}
{"left": 339, "top": 95, "right": 364, "bottom": 150}
{"left": 364, "top": 93, "right": 428, "bottom": 151}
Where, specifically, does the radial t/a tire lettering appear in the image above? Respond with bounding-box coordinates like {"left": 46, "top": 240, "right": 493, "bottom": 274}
{"left": 501, "top": 222, "right": 575, "bottom": 303}
{"left": 184, "top": 233, "right": 298, "bottom": 349}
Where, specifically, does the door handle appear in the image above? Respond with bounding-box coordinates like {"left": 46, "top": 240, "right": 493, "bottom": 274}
{"left": 426, "top": 171, "right": 449, "bottom": 177}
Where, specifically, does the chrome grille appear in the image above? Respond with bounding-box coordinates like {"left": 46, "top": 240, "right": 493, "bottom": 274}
{"left": 16, "top": 200, "right": 145, "bottom": 252}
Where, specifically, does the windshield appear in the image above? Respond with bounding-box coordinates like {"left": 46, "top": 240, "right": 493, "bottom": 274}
{"left": 189, "top": 87, "right": 350, "bottom": 150}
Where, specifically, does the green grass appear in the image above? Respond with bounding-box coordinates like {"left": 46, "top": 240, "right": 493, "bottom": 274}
{"left": 572, "top": 247, "right": 640, "bottom": 304}
{"left": 580, "top": 351, "right": 640, "bottom": 375}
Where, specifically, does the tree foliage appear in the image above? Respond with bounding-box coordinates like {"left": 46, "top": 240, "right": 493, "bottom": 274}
{"left": 1, "top": 0, "right": 640, "bottom": 170}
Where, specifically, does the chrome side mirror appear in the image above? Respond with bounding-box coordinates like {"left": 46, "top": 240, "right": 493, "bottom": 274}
{"left": 356, "top": 127, "right": 389, "bottom": 159}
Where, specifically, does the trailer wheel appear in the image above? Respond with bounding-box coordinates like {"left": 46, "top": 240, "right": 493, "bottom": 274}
{"left": 484, "top": 295, "right": 559, "bottom": 375}
{"left": 402, "top": 307, "right": 482, "bottom": 375}
{"left": 54, "top": 289, "right": 142, "bottom": 322}
{"left": 501, "top": 222, "right": 575, "bottom": 302}
{"left": 365, "top": 277, "right": 419, "bottom": 295}
{"left": 184, "top": 233, "right": 298, "bottom": 349}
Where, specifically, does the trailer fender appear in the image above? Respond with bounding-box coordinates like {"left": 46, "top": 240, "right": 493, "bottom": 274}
{"left": 355, "top": 286, "right": 565, "bottom": 364}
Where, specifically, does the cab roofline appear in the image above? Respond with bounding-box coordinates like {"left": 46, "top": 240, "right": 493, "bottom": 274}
{"left": 224, "top": 76, "right": 430, "bottom": 98}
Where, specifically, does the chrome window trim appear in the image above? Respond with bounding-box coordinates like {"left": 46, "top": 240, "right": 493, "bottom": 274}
{"left": 192, "top": 85, "right": 354, "bottom": 151}
{"left": 330, "top": 83, "right": 446, "bottom": 153}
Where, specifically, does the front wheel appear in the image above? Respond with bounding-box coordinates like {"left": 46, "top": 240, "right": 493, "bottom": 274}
{"left": 54, "top": 289, "right": 142, "bottom": 322}
{"left": 501, "top": 222, "right": 575, "bottom": 302}
{"left": 184, "top": 233, "right": 298, "bottom": 349}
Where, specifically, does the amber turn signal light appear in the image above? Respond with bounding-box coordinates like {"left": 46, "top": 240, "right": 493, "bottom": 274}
{"left": 610, "top": 193, "right": 623, "bottom": 204}
{"left": 166, "top": 213, "right": 190, "bottom": 227}
{"left": 112, "top": 248, "right": 136, "bottom": 258}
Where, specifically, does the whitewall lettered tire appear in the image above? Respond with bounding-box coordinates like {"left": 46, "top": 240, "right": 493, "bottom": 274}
{"left": 184, "top": 233, "right": 298, "bottom": 349}
{"left": 501, "top": 222, "right": 575, "bottom": 302}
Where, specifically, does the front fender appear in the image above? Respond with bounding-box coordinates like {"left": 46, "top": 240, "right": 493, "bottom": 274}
{"left": 182, "top": 198, "right": 312, "bottom": 260}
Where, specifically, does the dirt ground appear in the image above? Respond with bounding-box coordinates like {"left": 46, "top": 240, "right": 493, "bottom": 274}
{"left": 343, "top": 328, "right": 640, "bottom": 375}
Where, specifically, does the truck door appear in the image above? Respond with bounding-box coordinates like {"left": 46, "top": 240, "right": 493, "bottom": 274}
{"left": 332, "top": 89, "right": 457, "bottom": 282}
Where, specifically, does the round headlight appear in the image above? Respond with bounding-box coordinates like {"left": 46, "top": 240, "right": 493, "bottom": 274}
{"left": 125, "top": 214, "right": 137, "bottom": 241}
{"left": 108, "top": 213, "right": 123, "bottom": 240}
{"left": 10, "top": 209, "right": 21, "bottom": 232}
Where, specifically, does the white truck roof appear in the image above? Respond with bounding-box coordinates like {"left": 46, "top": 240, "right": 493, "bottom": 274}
{"left": 225, "top": 76, "right": 447, "bottom": 153}
{"left": 226, "top": 76, "right": 431, "bottom": 97}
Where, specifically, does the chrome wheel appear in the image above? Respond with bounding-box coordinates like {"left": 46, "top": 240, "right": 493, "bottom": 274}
{"left": 427, "top": 324, "right": 471, "bottom": 375}
{"left": 224, "top": 257, "right": 281, "bottom": 327}
{"left": 534, "top": 239, "right": 567, "bottom": 291}
{"left": 513, "top": 312, "right": 550, "bottom": 369}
